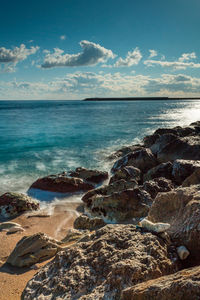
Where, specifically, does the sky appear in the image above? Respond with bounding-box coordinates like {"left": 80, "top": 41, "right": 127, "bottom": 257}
{"left": 0, "top": 0, "right": 200, "bottom": 100}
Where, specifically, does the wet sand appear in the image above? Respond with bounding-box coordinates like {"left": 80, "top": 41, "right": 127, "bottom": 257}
{"left": 0, "top": 201, "right": 81, "bottom": 300}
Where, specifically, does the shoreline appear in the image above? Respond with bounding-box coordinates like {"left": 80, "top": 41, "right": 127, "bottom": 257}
{"left": 84, "top": 96, "right": 200, "bottom": 101}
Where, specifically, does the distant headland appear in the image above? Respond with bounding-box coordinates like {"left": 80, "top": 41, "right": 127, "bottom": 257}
{"left": 84, "top": 97, "right": 200, "bottom": 101}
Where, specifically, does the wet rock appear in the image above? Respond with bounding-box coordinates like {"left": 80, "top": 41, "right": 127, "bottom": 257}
{"left": 7, "top": 232, "right": 62, "bottom": 267}
{"left": 107, "top": 145, "right": 144, "bottom": 160}
{"left": 182, "top": 168, "right": 200, "bottom": 187}
{"left": 150, "top": 133, "right": 178, "bottom": 156}
{"left": 74, "top": 214, "right": 106, "bottom": 230}
{"left": 143, "top": 162, "right": 173, "bottom": 182}
{"left": 148, "top": 185, "right": 200, "bottom": 265}
{"left": 22, "top": 224, "right": 178, "bottom": 300}
{"left": 122, "top": 266, "right": 200, "bottom": 300}
{"left": 172, "top": 159, "right": 200, "bottom": 185}
{"left": 30, "top": 173, "right": 94, "bottom": 193}
{"left": 157, "top": 135, "right": 200, "bottom": 163}
{"left": 111, "top": 148, "right": 158, "bottom": 174}
{"left": 109, "top": 166, "right": 141, "bottom": 184}
{"left": 143, "top": 133, "right": 160, "bottom": 148}
{"left": 68, "top": 167, "right": 108, "bottom": 184}
{"left": 142, "top": 177, "right": 174, "bottom": 199}
{"left": 85, "top": 188, "right": 152, "bottom": 222}
{"left": 82, "top": 179, "right": 138, "bottom": 205}
{"left": 0, "top": 192, "right": 39, "bottom": 219}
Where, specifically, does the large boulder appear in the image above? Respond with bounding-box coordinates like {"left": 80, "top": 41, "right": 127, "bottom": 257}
{"left": 30, "top": 173, "right": 94, "bottom": 193}
{"left": 111, "top": 148, "right": 158, "bottom": 174}
{"left": 82, "top": 179, "right": 138, "bottom": 204}
{"left": 148, "top": 185, "right": 200, "bottom": 265}
{"left": 107, "top": 145, "right": 144, "bottom": 160}
{"left": 84, "top": 188, "right": 152, "bottom": 222}
{"left": 157, "top": 136, "right": 200, "bottom": 163}
{"left": 109, "top": 166, "right": 141, "bottom": 184}
{"left": 143, "top": 161, "right": 173, "bottom": 182}
{"left": 150, "top": 133, "right": 178, "bottom": 156}
{"left": 0, "top": 192, "right": 39, "bottom": 219}
{"left": 172, "top": 159, "right": 200, "bottom": 185}
{"left": 74, "top": 214, "right": 106, "bottom": 230}
{"left": 182, "top": 168, "right": 200, "bottom": 187}
{"left": 22, "top": 224, "right": 179, "bottom": 300}
{"left": 68, "top": 167, "right": 108, "bottom": 184}
{"left": 142, "top": 178, "right": 174, "bottom": 199}
{"left": 7, "top": 232, "right": 62, "bottom": 267}
{"left": 122, "top": 266, "right": 200, "bottom": 300}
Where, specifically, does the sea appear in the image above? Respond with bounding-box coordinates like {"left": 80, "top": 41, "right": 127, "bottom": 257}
{"left": 0, "top": 99, "right": 200, "bottom": 200}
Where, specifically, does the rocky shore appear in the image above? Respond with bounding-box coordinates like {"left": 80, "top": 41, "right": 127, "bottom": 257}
{"left": 1, "top": 121, "right": 200, "bottom": 299}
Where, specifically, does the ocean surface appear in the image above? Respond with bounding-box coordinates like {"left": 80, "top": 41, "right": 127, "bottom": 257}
{"left": 0, "top": 99, "right": 200, "bottom": 198}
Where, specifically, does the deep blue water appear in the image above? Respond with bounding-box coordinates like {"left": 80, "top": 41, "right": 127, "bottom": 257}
{"left": 0, "top": 99, "right": 200, "bottom": 195}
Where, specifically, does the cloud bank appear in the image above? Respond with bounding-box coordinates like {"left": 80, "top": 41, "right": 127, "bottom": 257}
{"left": 41, "top": 40, "right": 115, "bottom": 68}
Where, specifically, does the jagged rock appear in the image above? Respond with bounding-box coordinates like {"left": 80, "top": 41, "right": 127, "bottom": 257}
{"left": 142, "top": 177, "right": 174, "bottom": 199}
{"left": 157, "top": 135, "right": 200, "bottom": 163}
{"left": 107, "top": 145, "right": 144, "bottom": 160}
{"left": 30, "top": 173, "right": 94, "bottom": 193}
{"left": 148, "top": 185, "right": 200, "bottom": 265}
{"left": 111, "top": 148, "right": 158, "bottom": 174}
{"left": 7, "top": 232, "right": 62, "bottom": 267}
{"left": 182, "top": 168, "right": 200, "bottom": 187}
{"left": 143, "top": 133, "right": 160, "bottom": 148}
{"left": 22, "top": 224, "right": 179, "bottom": 300}
{"left": 150, "top": 133, "right": 178, "bottom": 156}
{"left": 172, "top": 159, "right": 200, "bottom": 185}
{"left": 122, "top": 266, "right": 200, "bottom": 300}
{"left": 143, "top": 162, "right": 173, "bottom": 182}
{"left": 68, "top": 167, "right": 108, "bottom": 184}
{"left": 85, "top": 188, "right": 152, "bottom": 222}
{"left": 82, "top": 179, "right": 138, "bottom": 204}
{"left": 74, "top": 214, "right": 106, "bottom": 230}
{"left": 109, "top": 166, "right": 141, "bottom": 184}
{"left": 0, "top": 192, "right": 39, "bottom": 219}
{"left": 61, "top": 228, "right": 89, "bottom": 243}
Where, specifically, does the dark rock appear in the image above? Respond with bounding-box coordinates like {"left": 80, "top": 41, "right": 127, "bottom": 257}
{"left": 111, "top": 148, "right": 158, "bottom": 174}
{"left": 7, "top": 232, "right": 62, "bottom": 267}
{"left": 107, "top": 145, "right": 144, "bottom": 160}
{"left": 150, "top": 133, "right": 178, "bottom": 155}
{"left": 30, "top": 173, "right": 94, "bottom": 193}
{"left": 109, "top": 166, "right": 141, "bottom": 184}
{"left": 143, "top": 162, "right": 173, "bottom": 182}
{"left": 22, "top": 224, "right": 179, "bottom": 300}
{"left": 148, "top": 185, "right": 200, "bottom": 265}
{"left": 143, "top": 133, "right": 160, "bottom": 148}
{"left": 122, "top": 266, "right": 200, "bottom": 300}
{"left": 74, "top": 214, "right": 106, "bottom": 230}
{"left": 0, "top": 192, "right": 39, "bottom": 219}
{"left": 172, "top": 159, "right": 200, "bottom": 185}
{"left": 68, "top": 167, "right": 108, "bottom": 184}
{"left": 143, "top": 178, "right": 174, "bottom": 199}
{"left": 182, "top": 168, "right": 200, "bottom": 187}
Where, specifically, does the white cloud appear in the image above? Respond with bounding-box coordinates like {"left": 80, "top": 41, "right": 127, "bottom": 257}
{"left": 114, "top": 47, "right": 142, "bottom": 67}
{"left": 149, "top": 49, "right": 157, "bottom": 58}
{"left": 0, "top": 44, "right": 39, "bottom": 64}
{"left": 60, "top": 35, "right": 66, "bottom": 40}
{"left": 41, "top": 40, "right": 115, "bottom": 68}
{"left": 144, "top": 52, "right": 199, "bottom": 70}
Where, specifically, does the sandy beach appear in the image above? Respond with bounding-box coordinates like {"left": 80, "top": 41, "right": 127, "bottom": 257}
{"left": 0, "top": 201, "right": 80, "bottom": 300}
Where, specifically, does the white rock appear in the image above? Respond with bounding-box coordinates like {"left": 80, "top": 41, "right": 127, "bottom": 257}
{"left": 139, "top": 218, "right": 170, "bottom": 233}
{"left": 177, "top": 245, "right": 190, "bottom": 260}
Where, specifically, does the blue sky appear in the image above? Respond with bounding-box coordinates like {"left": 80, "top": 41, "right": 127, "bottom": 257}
{"left": 0, "top": 0, "right": 200, "bottom": 99}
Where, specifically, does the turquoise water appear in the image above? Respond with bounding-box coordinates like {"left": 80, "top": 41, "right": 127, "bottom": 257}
{"left": 0, "top": 99, "right": 200, "bottom": 195}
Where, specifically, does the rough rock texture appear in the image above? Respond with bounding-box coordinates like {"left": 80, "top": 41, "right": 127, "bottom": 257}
{"left": 150, "top": 133, "right": 178, "bottom": 156}
{"left": 82, "top": 179, "right": 138, "bottom": 204}
{"left": 182, "top": 168, "right": 200, "bottom": 187}
{"left": 122, "top": 266, "right": 200, "bottom": 300}
{"left": 22, "top": 225, "right": 178, "bottom": 300}
{"left": 61, "top": 228, "right": 89, "bottom": 244}
{"left": 30, "top": 173, "right": 94, "bottom": 193}
{"left": 157, "top": 135, "right": 200, "bottom": 163}
{"left": 109, "top": 166, "right": 141, "bottom": 184}
{"left": 0, "top": 192, "right": 39, "bottom": 218}
{"left": 172, "top": 159, "right": 200, "bottom": 185}
{"left": 142, "top": 178, "right": 174, "bottom": 199}
{"left": 74, "top": 214, "right": 106, "bottom": 230}
{"left": 111, "top": 148, "right": 158, "bottom": 174}
{"left": 143, "top": 162, "right": 173, "bottom": 182}
{"left": 68, "top": 167, "right": 108, "bottom": 184}
{"left": 148, "top": 185, "right": 200, "bottom": 265}
{"left": 108, "top": 145, "right": 144, "bottom": 160}
{"left": 7, "top": 233, "right": 62, "bottom": 267}
{"left": 84, "top": 188, "right": 152, "bottom": 222}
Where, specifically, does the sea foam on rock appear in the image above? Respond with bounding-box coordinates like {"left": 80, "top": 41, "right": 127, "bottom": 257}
{"left": 22, "top": 225, "right": 178, "bottom": 300}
